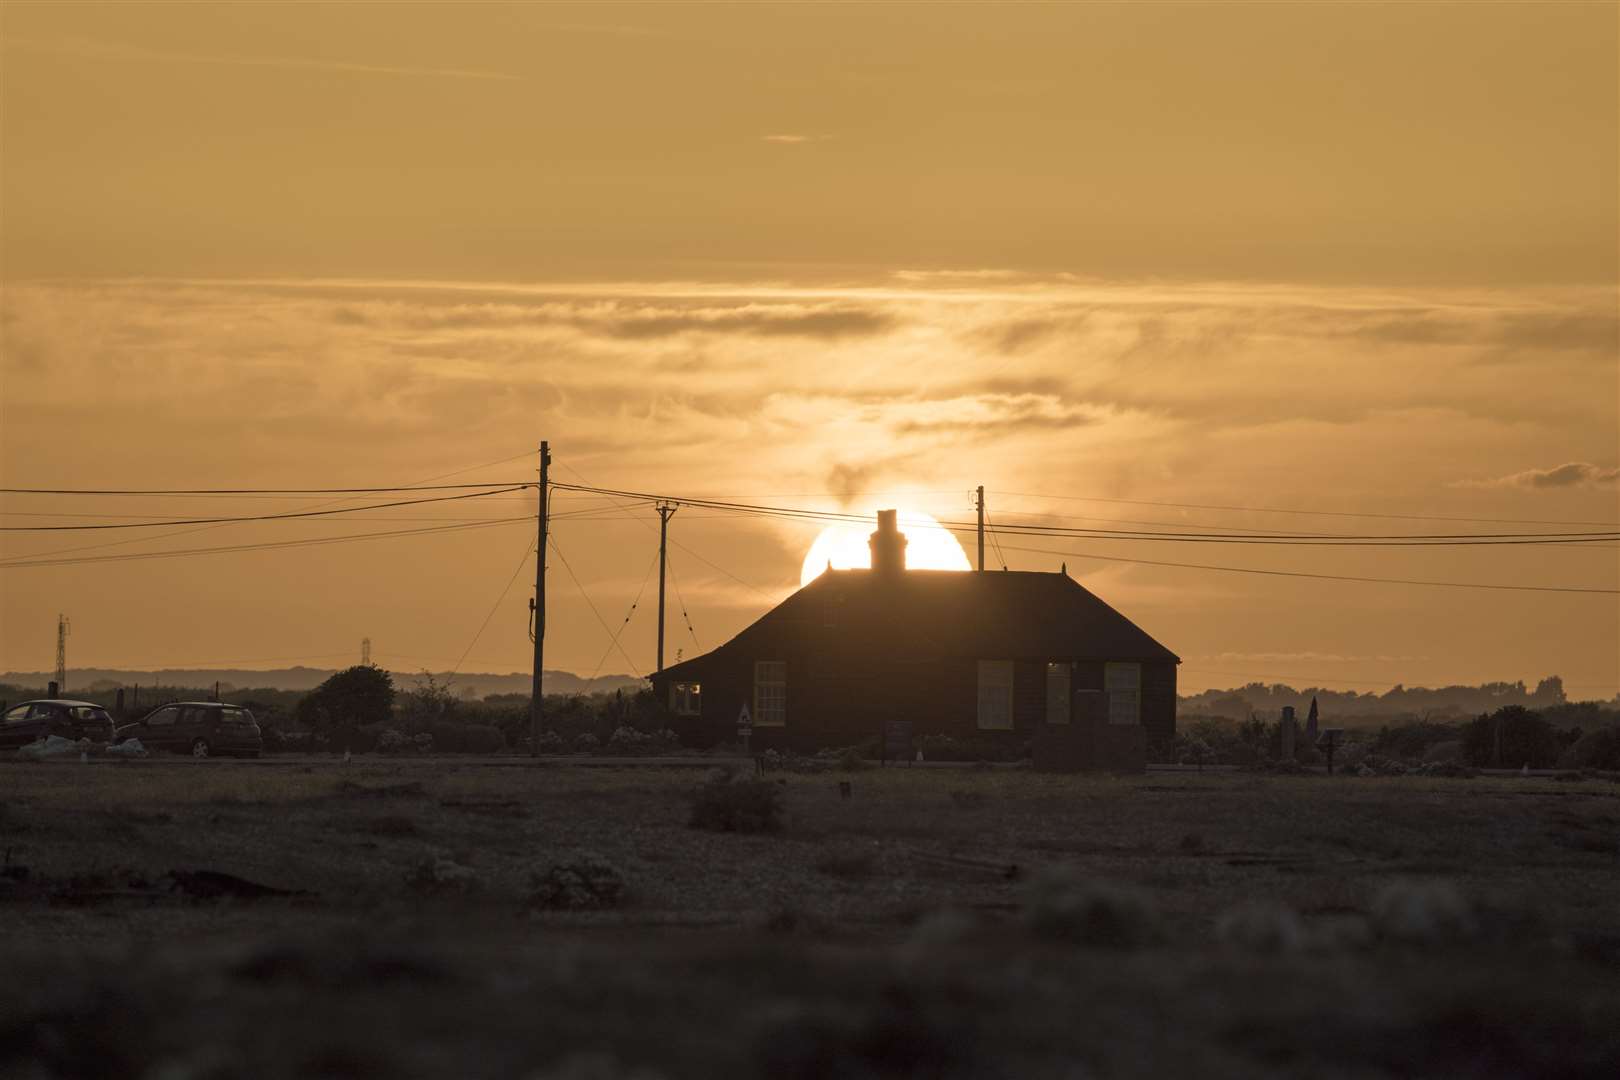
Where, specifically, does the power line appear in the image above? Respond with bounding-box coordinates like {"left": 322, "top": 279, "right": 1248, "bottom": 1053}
{"left": 547, "top": 535, "right": 645, "bottom": 680}
{"left": 0, "top": 517, "right": 530, "bottom": 570}
{"left": 549, "top": 482, "right": 1617, "bottom": 545}
{"left": 445, "top": 537, "right": 537, "bottom": 685}
{"left": 664, "top": 548, "right": 701, "bottom": 649}
{"left": 0, "top": 487, "right": 529, "bottom": 531}
{"left": 0, "top": 482, "right": 529, "bottom": 496}
{"left": 994, "top": 542, "right": 1620, "bottom": 596}
{"left": 586, "top": 546, "right": 662, "bottom": 682}
{"left": 990, "top": 490, "right": 1620, "bottom": 530}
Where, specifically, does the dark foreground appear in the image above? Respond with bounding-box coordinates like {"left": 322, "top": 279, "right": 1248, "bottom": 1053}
{"left": 2, "top": 760, "right": 1617, "bottom": 1078}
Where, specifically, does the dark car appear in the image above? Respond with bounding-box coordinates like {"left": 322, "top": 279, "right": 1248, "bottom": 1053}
{"left": 0, "top": 699, "right": 117, "bottom": 750}
{"left": 0, "top": 702, "right": 117, "bottom": 751}
{"left": 115, "top": 702, "right": 262, "bottom": 759}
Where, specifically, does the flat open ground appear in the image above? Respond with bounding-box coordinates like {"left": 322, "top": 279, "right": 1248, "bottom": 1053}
{"left": 2, "top": 760, "right": 1617, "bottom": 1078}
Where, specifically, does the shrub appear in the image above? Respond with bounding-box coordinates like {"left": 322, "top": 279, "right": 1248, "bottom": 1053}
{"left": 1373, "top": 719, "right": 1463, "bottom": 762}
{"left": 1422, "top": 739, "right": 1464, "bottom": 764}
{"left": 404, "top": 855, "right": 478, "bottom": 894}
{"left": 1462, "top": 706, "right": 1559, "bottom": 768}
{"left": 607, "top": 726, "right": 652, "bottom": 755}
{"left": 1215, "top": 903, "right": 1307, "bottom": 953}
{"left": 1370, "top": 878, "right": 1476, "bottom": 943}
{"left": 375, "top": 728, "right": 414, "bottom": 756}
{"left": 527, "top": 854, "right": 625, "bottom": 911}
{"left": 1557, "top": 725, "right": 1620, "bottom": 771}
{"left": 460, "top": 724, "right": 507, "bottom": 754}
{"left": 534, "top": 730, "right": 564, "bottom": 754}
{"left": 1021, "top": 867, "right": 1161, "bottom": 948}
{"left": 573, "top": 732, "right": 600, "bottom": 753}
{"left": 297, "top": 665, "right": 394, "bottom": 730}
{"left": 689, "top": 768, "right": 783, "bottom": 833}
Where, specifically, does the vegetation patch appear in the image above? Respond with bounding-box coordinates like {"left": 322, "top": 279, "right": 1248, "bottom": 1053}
{"left": 688, "top": 769, "right": 783, "bottom": 833}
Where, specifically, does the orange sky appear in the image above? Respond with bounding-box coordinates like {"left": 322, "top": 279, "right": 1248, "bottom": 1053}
{"left": 2, "top": 3, "right": 1616, "bottom": 696}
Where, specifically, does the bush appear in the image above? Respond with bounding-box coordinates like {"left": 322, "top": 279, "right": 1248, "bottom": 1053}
{"left": 1462, "top": 706, "right": 1559, "bottom": 768}
{"left": 1557, "top": 725, "right": 1620, "bottom": 771}
{"left": 607, "top": 726, "right": 652, "bottom": 755}
{"left": 1373, "top": 719, "right": 1463, "bottom": 762}
{"left": 297, "top": 665, "right": 394, "bottom": 730}
{"left": 1021, "top": 867, "right": 1161, "bottom": 948}
{"left": 460, "top": 724, "right": 507, "bottom": 754}
{"left": 574, "top": 732, "right": 600, "bottom": 753}
{"left": 1422, "top": 740, "right": 1464, "bottom": 764}
{"left": 689, "top": 768, "right": 783, "bottom": 833}
{"left": 534, "top": 730, "right": 564, "bottom": 754}
{"left": 376, "top": 728, "right": 414, "bottom": 756}
{"left": 527, "top": 854, "right": 626, "bottom": 911}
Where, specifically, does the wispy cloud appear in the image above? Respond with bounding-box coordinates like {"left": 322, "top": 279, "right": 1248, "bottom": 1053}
{"left": 3, "top": 35, "right": 521, "bottom": 82}
{"left": 760, "top": 134, "right": 826, "bottom": 144}
{"left": 1461, "top": 462, "right": 1620, "bottom": 489}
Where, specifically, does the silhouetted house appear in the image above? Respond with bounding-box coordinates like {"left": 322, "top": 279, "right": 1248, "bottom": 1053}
{"left": 651, "top": 510, "right": 1179, "bottom": 754}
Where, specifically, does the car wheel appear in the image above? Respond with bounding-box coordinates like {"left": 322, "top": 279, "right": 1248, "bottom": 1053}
{"left": 190, "top": 738, "right": 210, "bottom": 759}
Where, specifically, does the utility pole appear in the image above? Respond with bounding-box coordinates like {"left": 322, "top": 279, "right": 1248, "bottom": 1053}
{"left": 55, "top": 614, "right": 70, "bottom": 692}
{"left": 529, "top": 441, "right": 551, "bottom": 757}
{"left": 361, "top": 637, "right": 372, "bottom": 667}
{"left": 975, "top": 486, "right": 985, "bottom": 572}
{"left": 655, "top": 502, "right": 678, "bottom": 673}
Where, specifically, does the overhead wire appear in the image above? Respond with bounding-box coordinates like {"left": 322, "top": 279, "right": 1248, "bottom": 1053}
{"left": 547, "top": 534, "right": 645, "bottom": 680}
{"left": 445, "top": 537, "right": 537, "bottom": 686}
{"left": 993, "top": 541, "right": 1620, "bottom": 595}
{"left": 548, "top": 482, "right": 1618, "bottom": 546}
{"left": 989, "top": 489, "right": 1620, "bottom": 530}
{"left": 0, "top": 487, "right": 530, "bottom": 531}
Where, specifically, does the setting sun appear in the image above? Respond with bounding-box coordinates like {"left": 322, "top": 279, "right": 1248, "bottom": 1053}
{"left": 799, "top": 511, "right": 973, "bottom": 587}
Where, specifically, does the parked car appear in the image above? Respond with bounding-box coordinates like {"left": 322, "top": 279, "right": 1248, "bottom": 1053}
{"left": 0, "top": 699, "right": 117, "bottom": 750}
{"left": 115, "top": 702, "right": 263, "bottom": 758}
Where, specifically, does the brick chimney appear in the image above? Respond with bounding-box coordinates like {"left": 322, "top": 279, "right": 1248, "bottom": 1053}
{"left": 869, "top": 509, "right": 907, "bottom": 575}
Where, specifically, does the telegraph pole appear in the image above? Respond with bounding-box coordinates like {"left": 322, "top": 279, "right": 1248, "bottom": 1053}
{"left": 55, "top": 614, "right": 70, "bottom": 692}
{"left": 975, "top": 486, "right": 985, "bottom": 572}
{"left": 529, "top": 441, "right": 551, "bottom": 757}
{"left": 655, "top": 502, "right": 677, "bottom": 672}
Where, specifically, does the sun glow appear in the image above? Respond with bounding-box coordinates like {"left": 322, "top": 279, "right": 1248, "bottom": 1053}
{"left": 799, "top": 511, "right": 973, "bottom": 587}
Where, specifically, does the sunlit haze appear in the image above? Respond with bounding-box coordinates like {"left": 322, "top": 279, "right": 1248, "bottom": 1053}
{"left": 1, "top": 3, "right": 1615, "bottom": 697}
{"left": 800, "top": 512, "right": 973, "bottom": 587}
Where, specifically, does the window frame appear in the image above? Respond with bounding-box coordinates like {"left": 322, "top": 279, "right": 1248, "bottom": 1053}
{"left": 976, "top": 660, "right": 1015, "bottom": 731}
{"left": 753, "top": 661, "right": 787, "bottom": 727}
{"left": 145, "top": 706, "right": 180, "bottom": 727}
{"left": 1105, "top": 662, "right": 1142, "bottom": 726}
{"left": 669, "top": 682, "right": 702, "bottom": 718}
{"left": 1045, "top": 661, "right": 1072, "bottom": 725}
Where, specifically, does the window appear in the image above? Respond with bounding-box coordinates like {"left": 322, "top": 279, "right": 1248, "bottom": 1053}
{"left": 1105, "top": 662, "right": 1142, "bottom": 725}
{"left": 1045, "top": 662, "right": 1071, "bottom": 725}
{"left": 66, "top": 707, "right": 109, "bottom": 722}
{"left": 2, "top": 705, "right": 29, "bottom": 725}
{"left": 670, "top": 682, "right": 702, "bottom": 717}
{"left": 146, "top": 706, "right": 179, "bottom": 727}
{"left": 753, "top": 661, "right": 786, "bottom": 727}
{"left": 977, "top": 660, "right": 1014, "bottom": 730}
{"left": 220, "top": 708, "right": 253, "bottom": 726}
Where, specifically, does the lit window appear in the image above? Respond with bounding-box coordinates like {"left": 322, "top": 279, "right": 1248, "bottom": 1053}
{"left": 753, "top": 662, "right": 786, "bottom": 726}
{"left": 1105, "top": 662, "right": 1141, "bottom": 725}
{"left": 1045, "top": 662, "right": 1071, "bottom": 725}
{"left": 977, "top": 660, "right": 1014, "bottom": 730}
{"left": 670, "top": 682, "right": 702, "bottom": 717}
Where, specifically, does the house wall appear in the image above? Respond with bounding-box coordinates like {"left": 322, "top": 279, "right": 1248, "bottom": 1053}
{"left": 657, "top": 650, "right": 1178, "bottom": 756}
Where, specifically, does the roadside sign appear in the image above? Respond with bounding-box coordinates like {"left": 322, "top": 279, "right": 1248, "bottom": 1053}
{"left": 737, "top": 703, "right": 751, "bottom": 732}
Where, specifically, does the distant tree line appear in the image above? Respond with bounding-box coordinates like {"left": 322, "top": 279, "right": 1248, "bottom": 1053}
{"left": 1178, "top": 676, "right": 1589, "bottom": 723}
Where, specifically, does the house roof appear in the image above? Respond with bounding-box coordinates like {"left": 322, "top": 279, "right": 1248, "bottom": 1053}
{"left": 657, "top": 568, "right": 1178, "bottom": 678}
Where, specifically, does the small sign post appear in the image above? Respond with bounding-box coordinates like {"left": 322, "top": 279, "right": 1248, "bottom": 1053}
{"left": 881, "top": 720, "right": 913, "bottom": 767}
{"left": 737, "top": 702, "right": 752, "bottom": 757}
